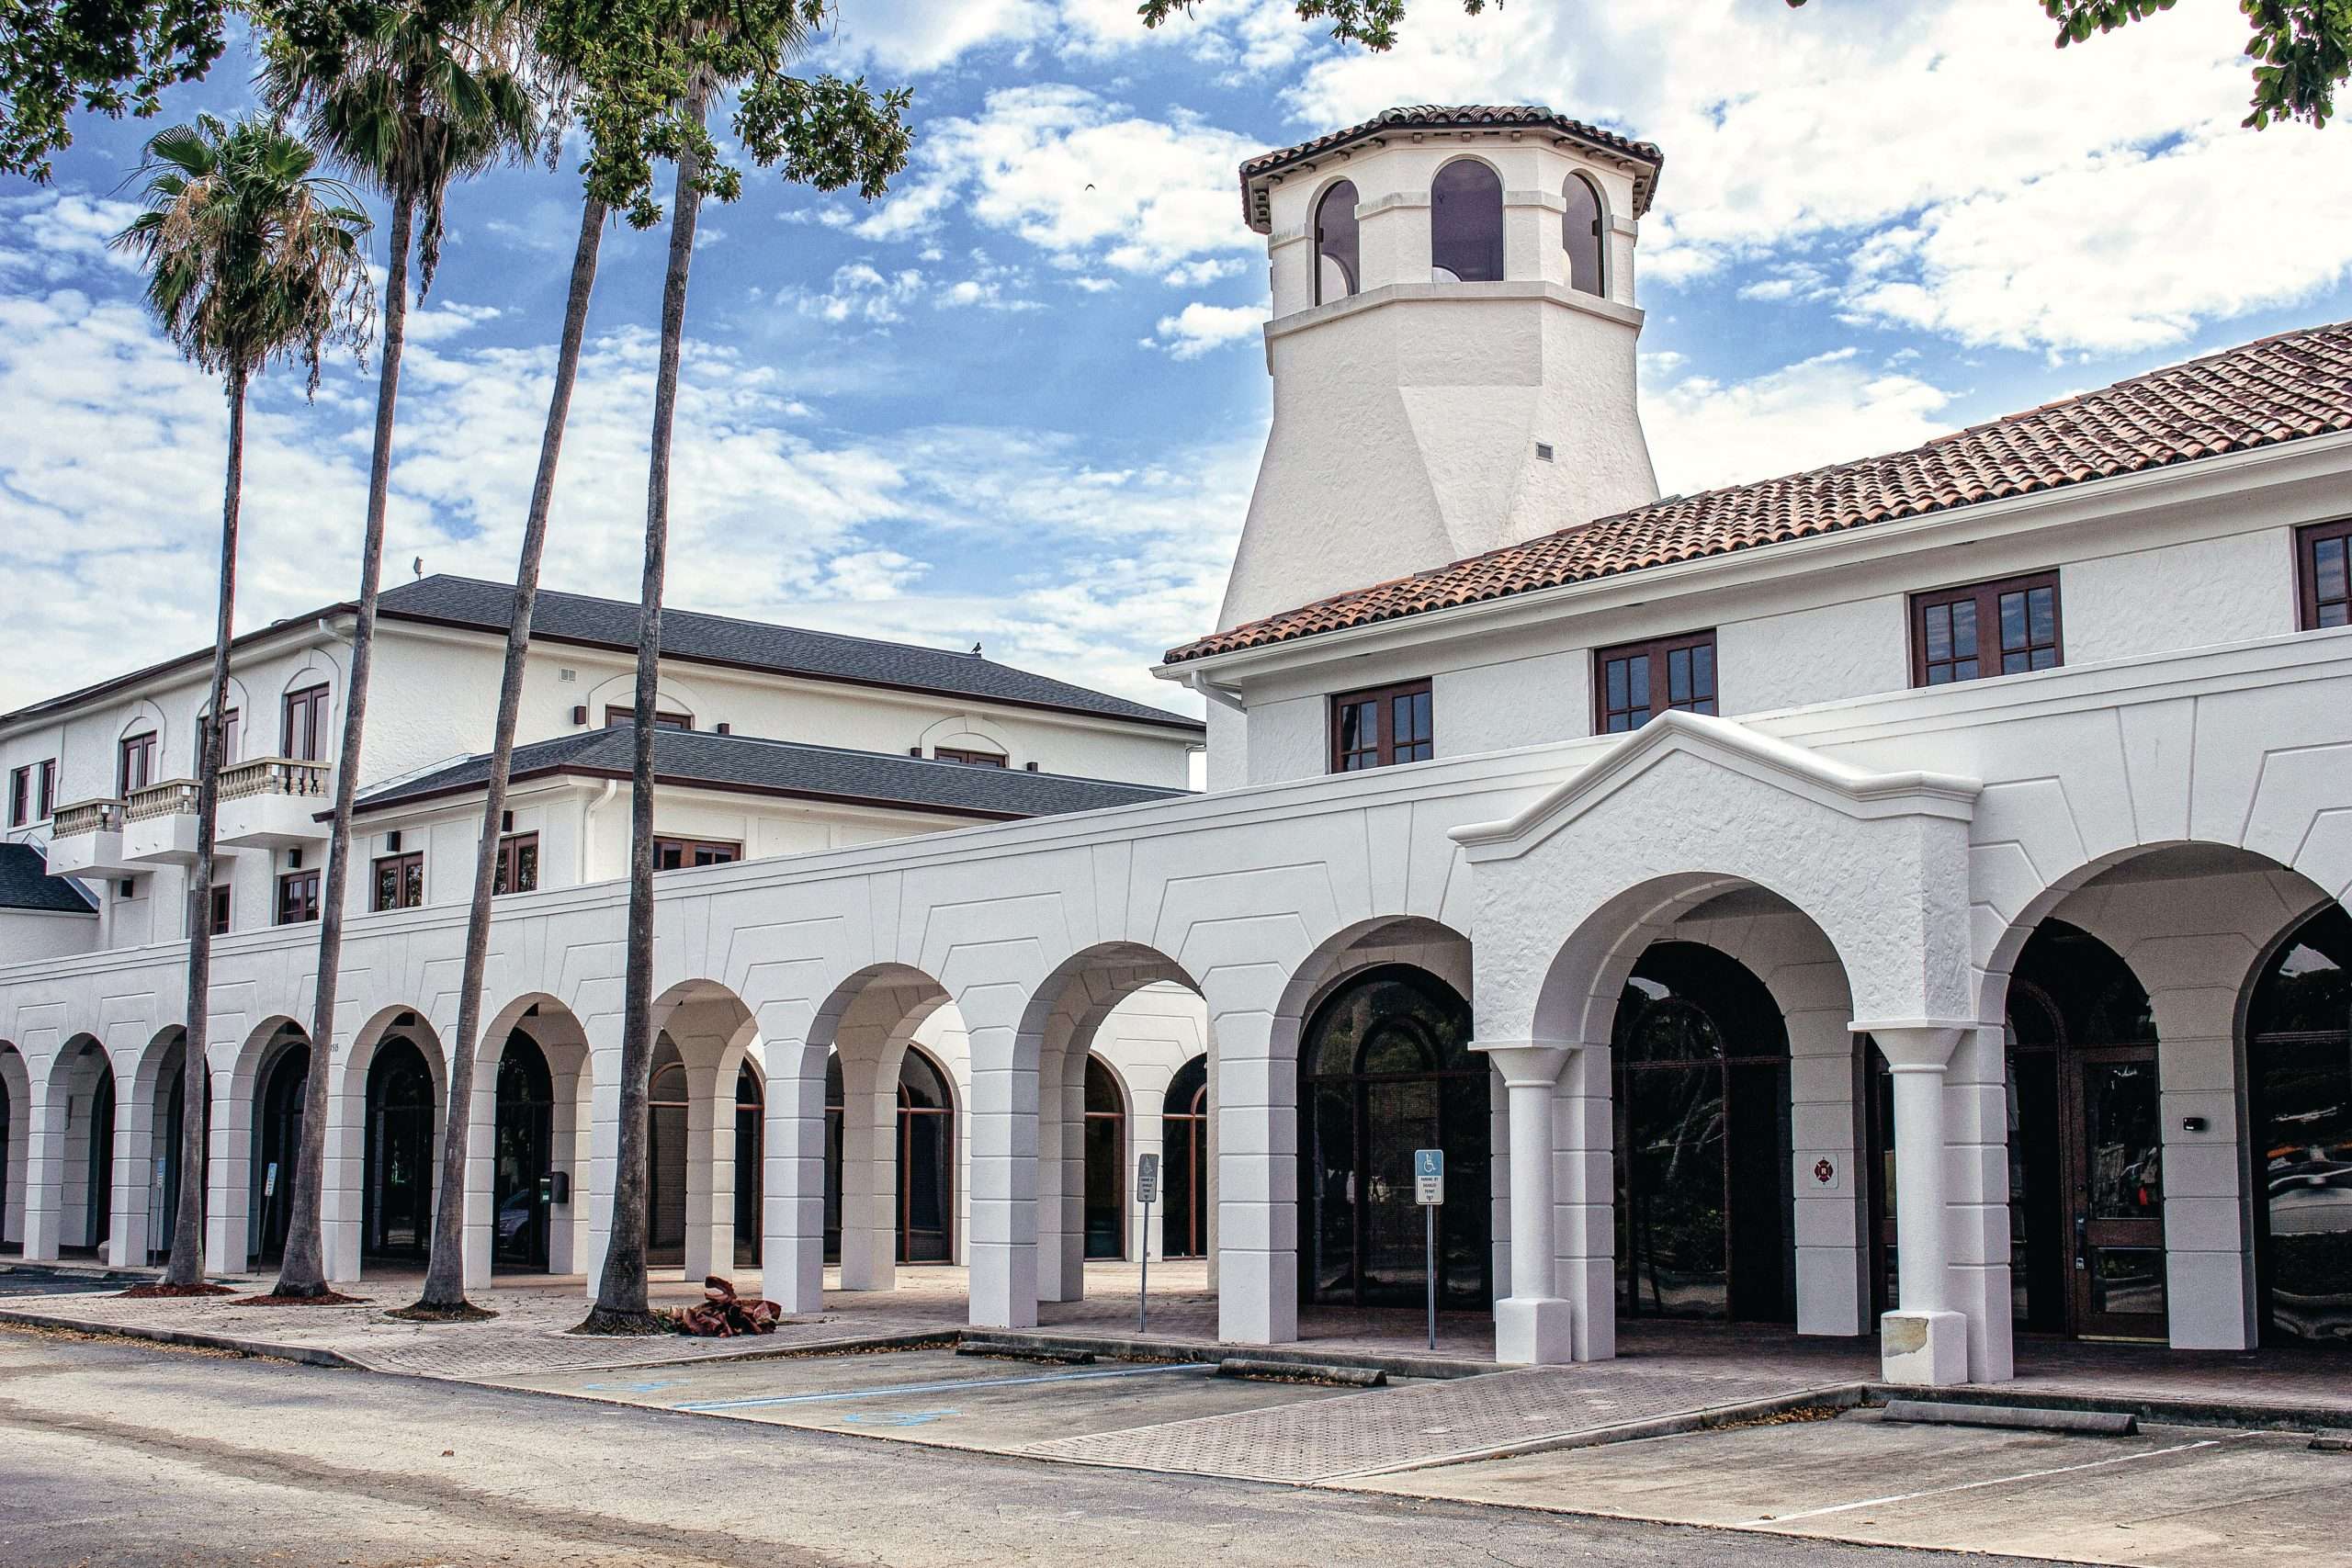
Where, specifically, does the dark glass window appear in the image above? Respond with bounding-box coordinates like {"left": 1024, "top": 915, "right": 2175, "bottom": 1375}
{"left": 492, "top": 832, "right": 538, "bottom": 897}
{"left": 1329, "top": 679, "right": 1433, "bottom": 772}
{"left": 276, "top": 870, "right": 321, "bottom": 925}
{"left": 6, "top": 766, "right": 25, "bottom": 827}
{"left": 1430, "top": 159, "right": 1503, "bottom": 283}
{"left": 605, "top": 705, "right": 693, "bottom": 730}
{"left": 2299, "top": 518, "right": 2351, "bottom": 630}
{"left": 1914, "top": 571, "right": 2062, "bottom": 686}
{"left": 653, "top": 836, "right": 740, "bottom": 870}
{"left": 1596, "top": 630, "right": 1717, "bottom": 733}
{"left": 934, "top": 746, "right": 1006, "bottom": 767}
{"left": 1313, "top": 179, "right": 1360, "bottom": 305}
{"left": 209, "top": 883, "right": 231, "bottom": 936}
{"left": 196, "top": 708, "right": 238, "bottom": 772}
{"left": 372, "top": 851, "right": 424, "bottom": 912}
{"left": 118, "top": 731, "right": 157, "bottom": 795}
{"left": 36, "top": 759, "right": 54, "bottom": 819}
{"left": 1562, "top": 174, "right": 1604, "bottom": 296}
{"left": 282, "top": 684, "right": 330, "bottom": 761}
{"left": 2245, "top": 906, "right": 2352, "bottom": 1346}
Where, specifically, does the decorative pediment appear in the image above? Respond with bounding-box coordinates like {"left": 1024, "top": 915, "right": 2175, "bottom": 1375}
{"left": 1449, "top": 710, "right": 1979, "bottom": 863}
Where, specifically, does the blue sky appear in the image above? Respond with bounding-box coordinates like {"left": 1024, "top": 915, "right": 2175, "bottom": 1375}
{"left": 4, "top": 0, "right": 2349, "bottom": 717}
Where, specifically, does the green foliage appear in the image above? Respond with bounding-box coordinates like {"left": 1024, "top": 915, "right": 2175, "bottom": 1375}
{"left": 1139, "top": 0, "right": 1491, "bottom": 52}
{"left": 0, "top": 0, "right": 229, "bottom": 180}
{"left": 259, "top": 0, "right": 542, "bottom": 286}
{"left": 540, "top": 0, "right": 911, "bottom": 229}
{"left": 110, "top": 110, "right": 376, "bottom": 391}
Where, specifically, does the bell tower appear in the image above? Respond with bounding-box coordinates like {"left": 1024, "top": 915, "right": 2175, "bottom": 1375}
{"left": 1217, "top": 107, "right": 1667, "bottom": 630}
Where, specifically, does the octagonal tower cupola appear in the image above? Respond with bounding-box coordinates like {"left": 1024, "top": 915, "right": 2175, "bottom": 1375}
{"left": 1217, "top": 106, "right": 1667, "bottom": 631}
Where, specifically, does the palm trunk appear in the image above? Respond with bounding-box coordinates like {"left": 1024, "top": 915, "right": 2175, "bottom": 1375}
{"left": 415, "top": 196, "right": 607, "bottom": 1313}
{"left": 587, "top": 91, "right": 709, "bottom": 1330}
{"left": 275, "top": 190, "right": 414, "bottom": 1299}
{"left": 162, "top": 365, "right": 247, "bottom": 1289}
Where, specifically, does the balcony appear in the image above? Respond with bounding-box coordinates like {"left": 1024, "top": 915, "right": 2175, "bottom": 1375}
{"left": 124, "top": 779, "right": 205, "bottom": 864}
{"left": 44, "top": 798, "right": 133, "bottom": 878}
{"left": 216, "top": 757, "right": 331, "bottom": 850}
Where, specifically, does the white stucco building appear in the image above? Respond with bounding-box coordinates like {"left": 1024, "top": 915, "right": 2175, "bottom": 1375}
{"left": 3, "top": 104, "right": 2348, "bottom": 1388}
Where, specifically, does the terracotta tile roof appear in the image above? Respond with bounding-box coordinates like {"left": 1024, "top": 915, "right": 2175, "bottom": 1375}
{"left": 1239, "top": 104, "right": 1665, "bottom": 229}
{"left": 1165, "top": 320, "right": 2352, "bottom": 666}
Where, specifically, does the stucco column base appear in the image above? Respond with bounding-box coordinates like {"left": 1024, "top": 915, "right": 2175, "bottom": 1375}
{"left": 1881, "top": 1308, "right": 1968, "bottom": 1385}
{"left": 1496, "top": 1296, "right": 1574, "bottom": 1366}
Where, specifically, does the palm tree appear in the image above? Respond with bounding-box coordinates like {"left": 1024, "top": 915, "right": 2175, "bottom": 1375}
{"left": 111, "top": 112, "right": 374, "bottom": 1291}
{"left": 573, "top": 0, "right": 910, "bottom": 1332}
{"left": 264, "top": 0, "right": 538, "bottom": 1301}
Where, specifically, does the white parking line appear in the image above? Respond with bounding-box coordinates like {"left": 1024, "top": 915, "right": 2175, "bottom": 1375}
{"left": 1735, "top": 1435, "right": 2255, "bottom": 1528}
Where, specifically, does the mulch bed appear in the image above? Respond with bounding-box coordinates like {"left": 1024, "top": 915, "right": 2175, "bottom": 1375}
{"left": 117, "top": 1282, "right": 238, "bottom": 1299}
{"left": 383, "top": 1303, "right": 499, "bottom": 1324}
{"left": 227, "top": 1292, "right": 371, "bottom": 1307}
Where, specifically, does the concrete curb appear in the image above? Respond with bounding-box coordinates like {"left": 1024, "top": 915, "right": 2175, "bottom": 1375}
{"left": 1866, "top": 1382, "right": 2344, "bottom": 1437}
{"left": 0, "top": 1305, "right": 362, "bottom": 1370}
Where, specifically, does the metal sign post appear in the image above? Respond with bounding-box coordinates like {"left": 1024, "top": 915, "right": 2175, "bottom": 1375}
{"left": 1414, "top": 1149, "right": 1444, "bottom": 1351}
{"left": 1135, "top": 1152, "right": 1160, "bottom": 1334}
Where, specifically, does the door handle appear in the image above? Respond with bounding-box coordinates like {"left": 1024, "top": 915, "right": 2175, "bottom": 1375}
{"left": 2074, "top": 1213, "right": 2088, "bottom": 1271}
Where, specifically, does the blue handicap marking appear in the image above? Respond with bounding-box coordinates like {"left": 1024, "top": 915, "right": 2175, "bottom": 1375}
{"left": 840, "top": 1407, "right": 959, "bottom": 1427}
{"left": 1415, "top": 1150, "right": 1443, "bottom": 1179}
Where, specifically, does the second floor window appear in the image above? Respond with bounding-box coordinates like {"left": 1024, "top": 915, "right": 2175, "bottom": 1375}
{"left": 1329, "top": 679, "right": 1434, "bottom": 772}
{"left": 7, "top": 765, "right": 28, "bottom": 827}
{"left": 493, "top": 832, "right": 539, "bottom": 896}
{"left": 372, "top": 851, "right": 424, "bottom": 911}
{"left": 654, "top": 836, "right": 740, "bottom": 870}
{"left": 196, "top": 707, "right": 238, "bottom": 772}
{"left": 119, "top": 731, "right": 157, "bottom": 795}
{"left": 277, "top": 870, "right": 321, "bottom": 926}
{"left": 1595, "top": 631, "right": 1717, "bottom": 734}
{"left": 2299, "top": 518, "right": 2350, "bottom": 629}
{"left": 606, "top": 705, "right": 693, "bottom": 730}
{"left": 209, "top": 883, "right": 232, "bottom": 936}
{"left": 1913, "top": 570, "right": 2062, "bottom": 686}
{"left": 935, "top": 746, "right": 1006, "bottom": 767}
{"left": 36, "top": 759, "right": 53, "bottom": 819}
{"left": 283, "top": 683, "right": 330, "bottom": 761}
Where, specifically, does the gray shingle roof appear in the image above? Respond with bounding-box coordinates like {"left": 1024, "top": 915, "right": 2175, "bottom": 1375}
{"left": 0, "top": 842, "right": 96, "bottom": 914}
{"left": 379, "top": 576, "right": 1202, "bottom": 732}
{"left": 355, "top": 725, "right": 1192, "bottom": 821}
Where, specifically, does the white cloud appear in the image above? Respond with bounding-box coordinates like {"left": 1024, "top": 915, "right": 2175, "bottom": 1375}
{"left": 0, "top": 191, "right": 142, "bottom": 280}
{"left": 1641, "top": 347, "right": 1955, "bottom": 498}
{"left": 854, "top": 85, "right": 1261, "bottom": 276}
{"left": 1161, "top": 257, "right": 1247, "bottom": 287}
{"left": 1146, "top": 300, "right": 1263, "bottom": 359}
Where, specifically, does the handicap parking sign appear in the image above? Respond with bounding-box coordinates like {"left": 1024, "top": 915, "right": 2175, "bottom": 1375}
{"left": 1414, "top": 1148, "right": 1444, "bottom": 1206}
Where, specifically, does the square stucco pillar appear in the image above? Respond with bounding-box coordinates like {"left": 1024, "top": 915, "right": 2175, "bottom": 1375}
{"left": 1213, "top": 1022, "right": 1295, "bottom": 1347}
{"left": 108, "top": 1080, "right": 156, "bottom": 1269}
{"left": 18, "top": 1080, "right": 66, "bottom": 1261}
{"left": 835, "top": 1049, "right": 898, "bottom": 1292}
{"left": 204, "top": 1063, "right": 255, "bottom": 1277}
{"left": 1034, "top": 1043, "right": 1085, "bottom": 1304}
{"left": 1867, "top": 1023, "right": 1974, "bottom": 1386}
{"left": 966, "top": 1023, "right": 1039, "bottom": 1332}
{"left": 1789, "top": 1011, "right": 1869, "bottom": 1338}
{"left": 460, "top": 1063, "right": 499, "bottom": 1290}
{"left": 682, "top": 1061, "right": 729, "bottom": 1281}
{"left": 1944, "top": 1022, "right": 2015, "bottom": 1382}
{"left": 2150, "top": 967, "right": 2257, "bottom": 1349}
{"left": 763, "top": 1048, "right": 826, "bottom": 1314}
{"left": 576, "top": 1035, "right": 624, "bottom": 1298}
{"left": 1555, "top": 1039, "right": 1615, "bottom": 1362}
{"left": 1482, "top": 1043, "right": 1575, "bottom": 1365}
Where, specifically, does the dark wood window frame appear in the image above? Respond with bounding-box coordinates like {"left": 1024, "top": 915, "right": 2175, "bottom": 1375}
{"left": 1328, "top": 678, "right": 1434, "bottom": 773}
{"left": 1593, "top": 628, "right": 1718, "bottom": 734}
{"left": 196, "top": 707, "right": 238, "bottom": 772}
{"left": 2297, "top": 517, "right": 2352, "bottom": 630}
{"left": 605, "top": 704, "right": 693, "bottom": 731}
{"left": 934, "top": 745, "right": 1007, "bottom": 767}
{"left": 1910, "top": 570, "right": 2064, "bottom": 688}
{"left": 371, "top": 851, "right": 424, "bottom": 912}
{"left": 276, "top": 869, "right": 321, "bottom": 926}
{"left": 209, "top": 883, "right": 232, "bottom": 936}
{"left": 492, "top": 832, "right": 539, "bottom": 897}
{"left": 6, "top": 765, "right": 27, "bottom": 828}
{"left": 118, "top": 731, "right": 157, "bottom": 795}
{"left": 36, "top": 759, "right": 55, "bottom": 819}
{"left": 282, "top": 683, "right": 331, "bottom": 761}
{"left": 653, "top": 836, "right": 741, "bottom": 870}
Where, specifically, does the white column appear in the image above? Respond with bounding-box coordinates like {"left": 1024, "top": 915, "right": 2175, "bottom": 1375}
{"left": 966, "top": 1011, "right": 1039, "bottom": 1331}
{"left": 576, "top": 1037, "right": 623, "bottom": 1297}
{"left": 682, "top": 1061, "right": 724, "bottom": 1280}
{"left": 1034, "top": 1039, "right": 1079, "bottom": 1303}
{"left": 203, "top": 1063, "right": 252, "bottom": 1277}
{"left": 836, "top": 1050, "right": 897, "bottom": 1292}
{"left": 1556, "top": 1037, "right": 1614, "bottom": 1360}
{"left": 763, "top": 1048, "right": 826, "bottom": 1314}
{"left": 1866, "top": 1022, "right": 1970, "bottom": 1386}
{"left": 460, "top": 1057, "right": 498, "bottom": 1289}
{"left": 19, "top": 1077, "right": 65, "bottom": 1261}
{"left": 1213, "top": 1012, "right": 1293, "bottom": 1346}
{"left": 321, "top": 1047, "right": 367, "bottom": 1284}
{"left": 1483, "top": 1043, "right": 1574, "bottom": 1365}
{"left": 108, "top": 1079, "right": 155, "bottom": 1269}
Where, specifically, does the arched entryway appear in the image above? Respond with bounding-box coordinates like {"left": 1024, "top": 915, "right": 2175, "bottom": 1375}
{"left": 733, "top": 1062, "right": 762, "bottom": 1268}
{"left": 0, "top": 1054, "right": 13, "bottom": 1254}
{"left": 1614, "top": 942, "right": 1794, "bottom": 1325}
{"left": 1873, "top": 918, "right": 2162, "bottom": 1339}
{"left": 1298, "top": 964, "right": 1490, "bottom": 1311}
{"left": 363, "top": 1036, "right": 437, "bottom": 1263}
{"left": 252, "top": 1037, "right": 309, "bottom": 1266}
{"left": 1160, "top": 1055, "right": 1207, "bottom": 1260}
{"left": 2245, "top": 903, "right": 2352, "bottom": 1348}
{"left": 492, "top": 1034, "right": 553, "bottom": 1273}
{"left": 1082, "top": 1056, "right": 1125, "bottom": 1260}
